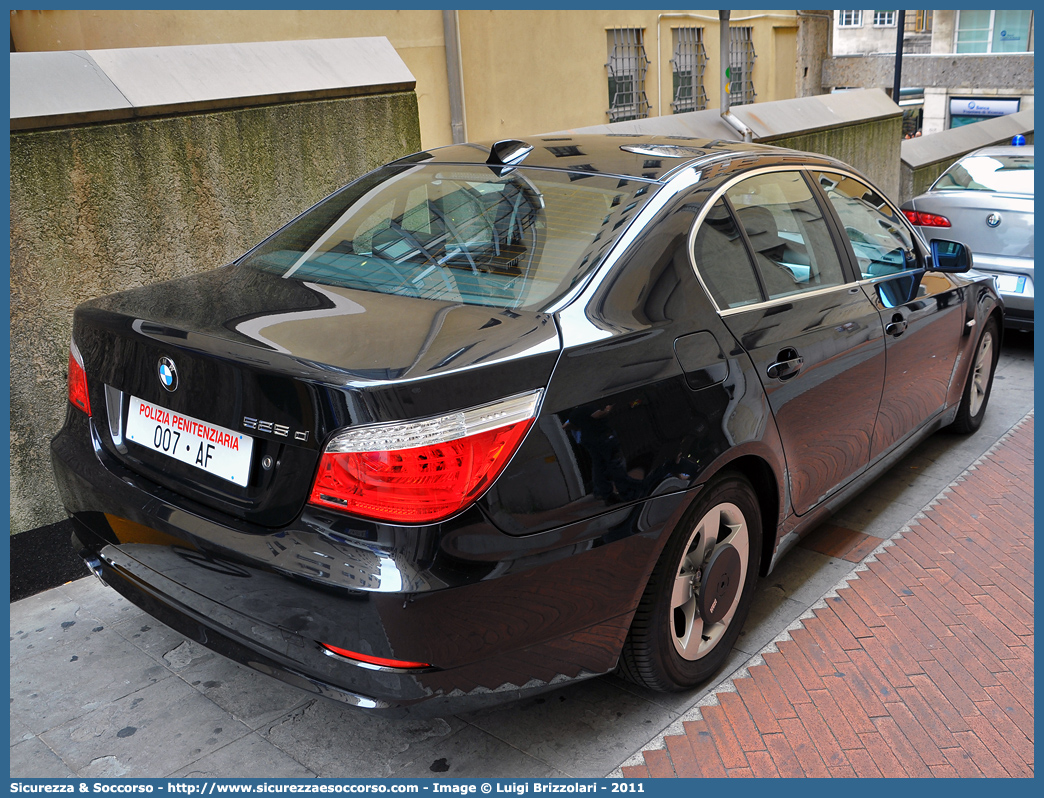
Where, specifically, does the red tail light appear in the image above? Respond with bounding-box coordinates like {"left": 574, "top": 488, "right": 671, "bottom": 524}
{"left": 308, "top": 391, "right": 541, "bottom": 524}
{"left": 68, "top": 341, "right": 91, "bottom": 416}
{"left": 903, "top": 209, "right": 951, "bottom": 228}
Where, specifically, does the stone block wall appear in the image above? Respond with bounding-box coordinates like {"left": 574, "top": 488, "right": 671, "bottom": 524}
{"left": 10, "top": 93, "right": 421, "bottom": 534}
{"left": 761, "top": 116, "right": 904, "bottom": 199}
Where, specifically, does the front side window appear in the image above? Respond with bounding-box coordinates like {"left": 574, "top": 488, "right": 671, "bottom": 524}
{"left": 813, "top": 171, "right": 919, "bottom": 279}
{"left": 241, "top": 164, "right": 657, "bottom": 310}
{"left": 726, "top": 171, "right": 846, "bottom": 301}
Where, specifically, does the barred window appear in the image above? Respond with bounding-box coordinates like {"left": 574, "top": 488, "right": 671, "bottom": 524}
{"left": 873, "top": 11, "right": 897, "bottom": 27}
{"left": 606, "top": 28, "right": 651, "bottom": 122}
{"left": 728, "top": 26, "right": 757, "bottom": 106}
{"left": 837, "top": 10, "right": 863, "bottom": 27}
{"left": 671, "top": 27, "right": 708, "bottom": 114}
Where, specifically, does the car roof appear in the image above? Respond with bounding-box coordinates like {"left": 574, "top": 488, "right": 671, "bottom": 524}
{"left": 397, "top": 134, "right": 834, "bottom": 183}
{"left": 967, "top": 144, "right": 1034, "bottom": 158}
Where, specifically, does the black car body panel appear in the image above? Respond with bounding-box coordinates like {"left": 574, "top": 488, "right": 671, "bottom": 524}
{"left": 52, "top": 135, "right": 1002, "bottom": 715}
{"left": 75, "top": 268, "right": 560, "bottom": 527}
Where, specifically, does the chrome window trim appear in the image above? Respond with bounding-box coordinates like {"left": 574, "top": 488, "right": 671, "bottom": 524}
{"left": 717, "top": 273, "right": 918, "bottom": 318}
{"left": 686, "top": 164, "right": 923, "bottom": 317}
{"left": 717, "top": 282, "right": 863, "bottom": 318}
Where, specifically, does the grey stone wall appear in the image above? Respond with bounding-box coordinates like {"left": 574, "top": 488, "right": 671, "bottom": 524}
{"left": 822, "top": 53, "right": 1035, "bottom": 91}
{"left": 794, "top": 10, "right": 833, "bottom": 98}
{"left": 760, "top": 116, "right": 903, "bottom": 199}
{"left": 10, "top": 93, "right": 421, "bottom": 534}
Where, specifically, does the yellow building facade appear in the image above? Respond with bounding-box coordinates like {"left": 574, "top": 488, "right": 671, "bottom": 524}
{"left": 10, "top": 9, "right": 801, "bottom": 149}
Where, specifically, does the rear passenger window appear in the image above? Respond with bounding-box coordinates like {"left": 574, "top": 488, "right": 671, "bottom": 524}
{"left": 726, "top": 171, "right": 846, "bottom": 300}
{"left": 692, "top": 198, "right": 761, "bottom": 309}
{"left": 813, "top": 171, "right": 919, "bottom": 279}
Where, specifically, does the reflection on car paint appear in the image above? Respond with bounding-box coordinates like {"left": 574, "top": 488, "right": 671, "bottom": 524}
{"left": 51, "top": 135, "right": 1004, "bottom": 716}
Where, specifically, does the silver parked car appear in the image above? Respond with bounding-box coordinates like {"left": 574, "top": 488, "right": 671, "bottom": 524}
{"left": 903, "top": 142, "right": 1034, "bottom": 331}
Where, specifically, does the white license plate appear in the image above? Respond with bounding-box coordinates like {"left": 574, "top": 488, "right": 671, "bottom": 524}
{"left": 994, "top": 274, "right": 1027, "bottom": 294}
{"left": 126, "top": 396, "right": 254, "bottom": 485}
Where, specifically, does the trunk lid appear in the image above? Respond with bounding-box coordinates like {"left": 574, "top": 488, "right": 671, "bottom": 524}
{"left": 912, "top": 192, "right": 1033, "bottom": 259}
{"left": 76, "top": 265, "right": 560, "bottom": 527}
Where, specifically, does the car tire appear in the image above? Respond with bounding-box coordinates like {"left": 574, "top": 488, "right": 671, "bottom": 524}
{"left": 950, "top": 317, "right": 1000, "bottom": 434}
{"left": 618, "top": 472, "right": 762, "bottom": 692}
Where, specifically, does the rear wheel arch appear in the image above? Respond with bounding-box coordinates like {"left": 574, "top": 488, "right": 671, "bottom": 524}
{"left": 618, "top": 466, "right": 770, "bottom": 690}
{"left": 719, "top": 455, "right": 781, "bottom": 578}
{"left": 684, "top": 453, "right": 780, "bottom": 580}
{"left": 949, "top": 313, "right": 1001, "bottom": 434}
{"left": 988, "top": 308, "right": 1005, "bottom": 346}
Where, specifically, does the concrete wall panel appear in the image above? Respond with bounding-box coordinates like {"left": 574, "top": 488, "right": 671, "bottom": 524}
{"left": 10, "top": 94, "right": 421, "bottom": 534}
{"left": 769, "top": 117, "right": 903, "bottom": 198}
{"left": 823, "top": 53, "right": 1035, "bottom": 91}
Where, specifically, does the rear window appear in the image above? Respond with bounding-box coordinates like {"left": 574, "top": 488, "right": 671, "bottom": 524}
{"left": 932, "top": 153, "right": 1034, "bottom": 195}
{"left": 240, "top": 163, "right": 657, "bottom": 310}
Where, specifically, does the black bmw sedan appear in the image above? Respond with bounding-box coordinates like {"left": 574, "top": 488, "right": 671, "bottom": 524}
{"left": 51, "top": 135, "right": 1001, "bottom": 716}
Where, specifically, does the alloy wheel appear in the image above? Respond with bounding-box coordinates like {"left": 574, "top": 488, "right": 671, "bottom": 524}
{"left": 670, "top": 501, "right": 749, "bottom": 661}
{"left": 969, "top": 330, "right": 995, "bottom": 417}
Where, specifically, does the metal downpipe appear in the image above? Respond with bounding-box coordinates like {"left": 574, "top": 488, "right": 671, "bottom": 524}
{"left": 719, "top": 10, "right": 753, "bottom": 142}
{"left": 443, "top": 10, "right": 467, "bottom": 144}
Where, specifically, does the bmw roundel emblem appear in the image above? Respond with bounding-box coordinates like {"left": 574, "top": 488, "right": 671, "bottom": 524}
{"left": 158, "top": 357, "right": 178, "bottom": 392}
{"left": 986, "top": 213, "right": 1002, "bottom": 228}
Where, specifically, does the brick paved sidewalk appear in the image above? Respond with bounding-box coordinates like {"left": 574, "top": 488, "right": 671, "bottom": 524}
{"left": 621, "top": 414, "right": 1034, "bottom": 778}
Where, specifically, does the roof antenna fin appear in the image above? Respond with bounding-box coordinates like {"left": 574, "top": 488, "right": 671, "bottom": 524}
{"left": 487, "top": 140, "right": 533, "bottom": 176}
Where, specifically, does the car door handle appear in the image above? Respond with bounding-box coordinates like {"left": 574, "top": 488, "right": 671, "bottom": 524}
{"left": 766, "top": 350, "right": 804, "bottom": 380}
{"left": 885, "top": 314, "right": 908, "bottom": 337}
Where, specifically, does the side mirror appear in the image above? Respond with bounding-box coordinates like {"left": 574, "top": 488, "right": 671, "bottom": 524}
{"left": 929, "top": 240, "right": 973, "bottom": 273}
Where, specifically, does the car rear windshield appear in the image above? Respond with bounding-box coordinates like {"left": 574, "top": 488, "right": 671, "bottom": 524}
{"left": 239, "top": 162, "right": 657, "bottom": 310}
{"left": 932, "top": 153, "right": 1034, "bottom": 195}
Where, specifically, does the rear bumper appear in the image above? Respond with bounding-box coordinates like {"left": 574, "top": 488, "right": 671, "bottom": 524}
{"left": 72, "top": 534, "right": 400, "bottom": 712}
{"left": 968, "top": 255, "right": 1033, "bottom": 328}
{"left": 52, "top": 411, "right": 692, "bottom": 715}
{"left": 1002, "top": 307, "right": 1033, "bottom": 331}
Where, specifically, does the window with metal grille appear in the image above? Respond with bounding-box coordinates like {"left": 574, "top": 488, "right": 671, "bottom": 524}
{"left": 728, "top": 27, "right": 757, "bottom": 106}
{"left": 837, "top": 10, "right": 863, "bottom": 28}
{"left": 873, "top": 11, "right": 897, "bottom": 28}
{"left": 670, "top": 27, "right": 708, "bottom": 114}
{"left": 906, "top": 10, "right": 933, "bottom": 34}
{"left": 606, "top": 28, "right": 651, "bottom": 122}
